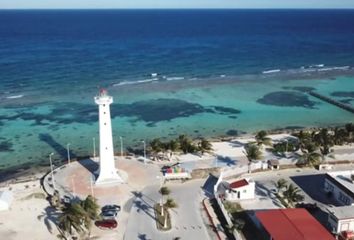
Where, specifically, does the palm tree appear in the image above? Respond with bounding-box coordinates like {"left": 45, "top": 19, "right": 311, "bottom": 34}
{"left": 165, "top": 198, "right": 178, "bottom": 208}
{"left": 167, "top": 139, "right": 180, "bottom": 152}
{"left": 80, "top": 195, "right": 100, "bottom": 238}
{"left": 294, "top": 130, "right": 312, "bottom": 150}
{"left": 313, "top": 128, "right": 334, "bottom": 156}
{"left": 345, "top": 123, "right": 354, "bottom": 142}
{"left": 150, "top": 138, "right": 164, "bottom": 154}
{"left": 159, "top": 186, "right": 171, "bottom": 217}
{"left": 283, "top": 184, "right": 304, "bottom": 206}
{"left": 256, "top": 130, "right": 272, "bottom": 146}
{"left": 302, "top": 151, "right": 322, "bottom": 166}
{"left": 198, "top": 138, "right": 212, "bottom": 155}
{"left": 333, "top": 127, "right": 348, "bottom": 145}
{"left": 244, "top": 143, "right": 262, "bottom": 162}
{"left": 58, "top": 202, "right": 86, "bottom": 239}
{"left": 275, "top": 179, "right": 287, "bottom": 193}
{"left": 178, "top": 135, "right": 196, "bottom": 154}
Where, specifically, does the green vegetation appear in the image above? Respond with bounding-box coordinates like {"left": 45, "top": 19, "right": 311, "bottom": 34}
{"left": 57, "top": 195, "right": 100, "bottom": 240}
{"left": 255, "top": 130, "right": 272, "bottom": 146}
{"left": 21, "top": 192, "right": 46, "bottom": 200}
{"left": 149, "top": 135, "right": 212, "bottom": 156}
{"left": 244, "top": 143, "right": 262, "bottom": 162}
{"left": 154, "top": 204, "right": 172, "bottom": 231}
{"left": 165, "top": 198, "right": 178, "bottom": 208}
{"left": 224, "top": 201, "right": 243, "bottom": 214}
{"left": 275, "top": 178, "right": 287, "bottom": 193}
{"left": 292, "top": 124, "right": 354, "bottom": 167}
{"left": 274, "top": 180, "right": 304, "bottom": 207}
{"left": 156, "top": 186, "right": 177, "bottom": 231}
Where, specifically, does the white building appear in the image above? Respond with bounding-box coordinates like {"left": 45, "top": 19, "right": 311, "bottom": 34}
{"left": 225, "top": 178, "right": 255, "bottom": 201}
{"left": 94, "top": 89, "right": 123, "bottom": 185}
{"left": 324, "top": 171, "right": 354, "bottom": 206}
{"left": 327, "top": 206, "right": 354, "bottom": 234}
{"left": 0, "top": 191, "right": 13, "bottom": 211}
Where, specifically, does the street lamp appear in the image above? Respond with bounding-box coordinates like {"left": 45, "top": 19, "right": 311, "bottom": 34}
{"left": 142, "top": 140, "right": 146, "bottom": 164}
{"left": 49, "top": 152, "right": 56, "bottom": 190}
{"left": 67, "top": 143, "right": 71, "bottom": 164}
{"left": 93, "top": 137, "right": 96, "bottom": 159}
{"left": 119, "top": 136, "right": 123, "bottom": 157}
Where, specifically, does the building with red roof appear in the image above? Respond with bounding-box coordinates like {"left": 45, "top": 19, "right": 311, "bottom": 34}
{"left": 225, "top": 178, "right": 255, "bottom": 201}
{"left": 256, "top": 208, "right": 335, "bottom": 240}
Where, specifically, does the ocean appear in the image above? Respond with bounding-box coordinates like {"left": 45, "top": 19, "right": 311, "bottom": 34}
{"left": 0, "top": 9, "right": 354, "bottom": 170}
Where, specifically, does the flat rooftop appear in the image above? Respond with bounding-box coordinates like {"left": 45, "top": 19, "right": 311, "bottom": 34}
{"left": 256, "top": 209, "right": 334, "bottom": 240}
{"left": 327, "top": 205, "right": 354, "bottom": 220}
{"left": 326, "top": 171, "right": 354, "bottom": 198}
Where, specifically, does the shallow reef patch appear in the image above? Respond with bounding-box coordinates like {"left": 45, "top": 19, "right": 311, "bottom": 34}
{"left": 257, "top": 91, "right": 317, "bottom": 109}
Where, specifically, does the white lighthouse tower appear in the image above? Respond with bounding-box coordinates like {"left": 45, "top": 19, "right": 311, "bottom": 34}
{"left": 94, "top": 89, "right": 123, "bottom": 185}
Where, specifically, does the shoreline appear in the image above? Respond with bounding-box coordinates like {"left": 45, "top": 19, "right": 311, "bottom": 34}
{"left": 0, "top": 123, "right": 350, "bottom": 185}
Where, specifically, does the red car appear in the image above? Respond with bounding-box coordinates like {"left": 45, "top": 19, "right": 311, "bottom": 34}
{"left": 95, "top": 219, "right": 118, "bottom": 229}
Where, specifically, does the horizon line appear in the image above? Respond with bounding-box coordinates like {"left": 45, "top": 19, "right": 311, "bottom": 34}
{"left": 1, "top": 7, "right": 354, "bottom": 10}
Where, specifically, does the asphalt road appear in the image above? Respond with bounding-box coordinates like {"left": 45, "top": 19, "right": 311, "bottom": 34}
{"left": 124, "top": 179, "right": 211, "bottom": 240}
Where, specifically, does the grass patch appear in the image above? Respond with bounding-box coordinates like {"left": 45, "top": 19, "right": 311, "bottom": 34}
{"left": 224, "top": 201, "right": 243, "bottom": 214}
{"left": 154, "top": 203, "right": 172, "bottom": 231}
{"left": 21, "top": 192, "right": 46, "bottom": 200}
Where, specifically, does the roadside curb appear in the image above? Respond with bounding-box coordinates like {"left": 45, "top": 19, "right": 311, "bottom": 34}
{"left": 202, "top": 198, "right": 225, "bottom": 240}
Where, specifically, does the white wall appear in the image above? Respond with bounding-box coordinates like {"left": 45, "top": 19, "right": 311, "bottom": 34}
{"left": 225, "top": 182, "right": 255, "bottom": 201}
{"left": 328, "top": 214, "right": 354, "bottom": 234}
{"left": 0, "top": 191, "right": 13, "bottom": 211}
{"left": 324, "top": 179, "right": 354, "bottom": 206}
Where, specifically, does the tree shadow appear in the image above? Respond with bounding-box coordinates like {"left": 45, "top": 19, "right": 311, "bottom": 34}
{"left": 216, "top": 155, "right": 236, "bottom": 166}
{"left": 134, "top": 199, "right": 156, "bottom": 221}
{"left": 138, "top": 233, "right": 152, "bottom": 240}
{"left": 37, "top": 206, "right": 61, "bottom": 234}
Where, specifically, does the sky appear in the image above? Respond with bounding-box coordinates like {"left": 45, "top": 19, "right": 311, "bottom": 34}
{"left": 1, "top": 0, "right": 354, "bottom": 9}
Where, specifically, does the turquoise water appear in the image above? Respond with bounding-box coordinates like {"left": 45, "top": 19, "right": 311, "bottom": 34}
{"left": 1, "top": 10, "right": 354, "bottom": 170}
{"left": 0, "top": 74, "right": 353, "bottom": 169}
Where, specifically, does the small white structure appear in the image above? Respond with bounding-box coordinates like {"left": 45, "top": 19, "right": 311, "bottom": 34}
{"left": 324, "top": 171, "right": 354, "bottom": 206}
{"left": 327, "top": 206, "right": 354, "bottom": 234}
{"left": 94, "top": 89, "right": 123, "bottom": 185}
{"left": 225, "top": 178, "right": 255, "bottom": 201}
{"left": 0, "top": 191, "right": 13, "bottom": 211}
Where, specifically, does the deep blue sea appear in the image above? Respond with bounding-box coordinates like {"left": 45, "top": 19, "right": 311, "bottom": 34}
{"left": 0, "top": 10, "right": 354, "bottom": 171}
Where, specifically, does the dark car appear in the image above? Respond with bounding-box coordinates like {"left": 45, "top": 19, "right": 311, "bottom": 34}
{"left": 102, "top": 204, "right": 121, "bottom": 213}
{"left": 95, "top": 219, "right": 118, "bottom": 229}
{"left": 296, "top": 202, "right": 319, "bottom": 212}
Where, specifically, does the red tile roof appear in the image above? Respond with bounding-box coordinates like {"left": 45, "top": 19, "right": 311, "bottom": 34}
{"left": 229, "top": 179, "right": 249, "bottom": 189}
{"left": 256, "top": 209, "right": 335, "bottom": 240}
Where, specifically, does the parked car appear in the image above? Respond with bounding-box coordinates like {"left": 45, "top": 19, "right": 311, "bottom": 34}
{"left": 95, "top": 219, "right": 118, "bottom": 229}
{"left": 295, "top": 202, "right": 319, "bottom": 212}
{"left": 101, "top": 210, "right": 118, "bottom": 220}
{"left": 102, "top": 204, "right": 121, "bottom": 213}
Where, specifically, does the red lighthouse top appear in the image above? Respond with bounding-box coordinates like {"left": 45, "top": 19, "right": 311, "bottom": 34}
{"left": 99, "top": 88, "right": 108, "bottom": 96}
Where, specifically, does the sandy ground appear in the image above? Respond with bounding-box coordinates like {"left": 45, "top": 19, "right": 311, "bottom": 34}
{"left": 0, "top": 181, "right": 58, "bottom": 240}
{"left": 0, "top": 133, "right": 353, "bottom": 240}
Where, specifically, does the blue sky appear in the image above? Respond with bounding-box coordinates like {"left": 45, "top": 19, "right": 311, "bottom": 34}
{"left": 1, "top": 0, "right": 354, "bottom": 9}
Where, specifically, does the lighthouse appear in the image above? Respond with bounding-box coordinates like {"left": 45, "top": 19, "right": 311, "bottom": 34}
{"left": 94, "top": 89, "right": 123, "bottom": 185}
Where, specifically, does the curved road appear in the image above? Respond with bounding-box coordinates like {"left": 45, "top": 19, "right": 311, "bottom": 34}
{"left": 124, "top": 179, "right": 212, "bottom": 240}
